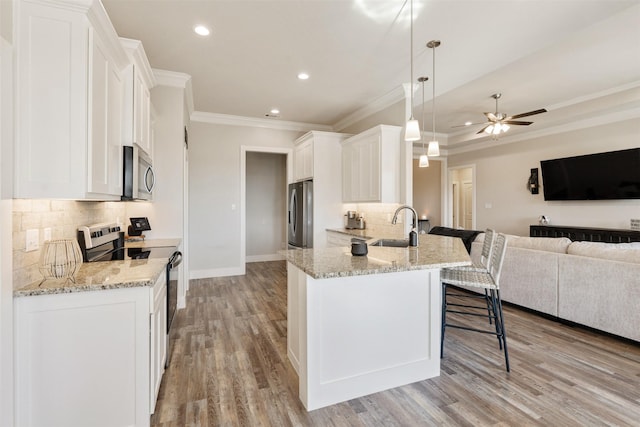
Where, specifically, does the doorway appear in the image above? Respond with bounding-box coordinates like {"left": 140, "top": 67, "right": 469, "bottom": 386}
{"left": 245, "top": 152, "right": 287, "bottom": 262}
{"left": 240, "top": 146, "right": 292, "bottom": 271}
{"left": 447, "top": 165, "right": 476, "bottom": 230}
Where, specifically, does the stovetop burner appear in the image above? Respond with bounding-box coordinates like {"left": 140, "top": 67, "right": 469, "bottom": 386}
{"left": 90, "top": 246, "right": 178, "bottom": 262}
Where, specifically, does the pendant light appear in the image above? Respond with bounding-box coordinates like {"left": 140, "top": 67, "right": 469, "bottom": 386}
{"left": 427, "top": 40, "right": 441, "bottom": 157}
{"left": 418, "top": 76, "right": 429, "bottom": 168}
{"left": 404, "top": 0, "right": 420, "bottom": 141}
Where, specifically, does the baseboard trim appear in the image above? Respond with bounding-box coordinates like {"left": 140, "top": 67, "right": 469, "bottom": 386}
{"left": 190, "top": 266, "right": 245, "bottom": 279}
{"left": 246, "top": 254, "right": 285, "bottom": 263}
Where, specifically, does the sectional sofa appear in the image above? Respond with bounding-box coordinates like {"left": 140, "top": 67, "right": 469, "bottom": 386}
{"left": 470, "top": 234, "right": 640, "bottom": 342}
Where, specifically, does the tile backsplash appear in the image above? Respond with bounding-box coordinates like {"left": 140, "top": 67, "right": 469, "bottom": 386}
{"left": 12, "top": 200, "right": 126, "bottom": 289}
{"left": 344, "top": 203, "right": 406, "bottom": 238}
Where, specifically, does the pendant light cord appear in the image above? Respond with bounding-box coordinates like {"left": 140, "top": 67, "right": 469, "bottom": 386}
{"left": 432, "top": 42, "right": 436, "bottom": 141}
{"left": 420, "top": 80, "right": 426, "bottom": 151}
{"left": 409, "top": 0, "right": 414, "bottom": 120}
{"left": 421, "top": 78, "right": 426, "bottom": 151}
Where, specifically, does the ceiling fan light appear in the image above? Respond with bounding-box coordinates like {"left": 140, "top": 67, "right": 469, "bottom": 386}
{"left": 427, "top": 141, "right": 440, "bottom": 157}
{"left": 405, "top": 119, "right": 421, "bottom": 141}
{"left": 502, "top": 124, "right": 510, "bottom": 132}
{"left": 419, "top": 154, "right": 429, "bottom": 168}
{"left": 485, "top": 124, "right": 494, "bottom": 134}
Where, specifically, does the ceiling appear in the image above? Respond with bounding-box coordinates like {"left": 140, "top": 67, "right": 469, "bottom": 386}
{"left": 102, "top": 0, "right": 640, "bottom": 149}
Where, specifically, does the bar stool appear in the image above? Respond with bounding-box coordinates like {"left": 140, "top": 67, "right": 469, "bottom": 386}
{"left": 464, "top": 228, "right": 495, "bottom": 271}
{"left": 440, "top": 232, "right": 510, "bottom": 371}
{"left": 442, "top": 229, "right": 496, "bottom": 323}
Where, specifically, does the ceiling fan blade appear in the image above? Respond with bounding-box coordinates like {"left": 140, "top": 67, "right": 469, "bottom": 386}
{"left": 507, "top": 108, "right": 547, "bottom": 120}
{"left": 484, "top": 112, "right": 497, "bottom": 121}
{"left": 476, "top": 125, "right": 491, "bottom": 134}
{"left": 503, "top": 120, "right": 533, "bottom": 126}
{"left": 451, "top": 121, "right": 488, "bottom": 128}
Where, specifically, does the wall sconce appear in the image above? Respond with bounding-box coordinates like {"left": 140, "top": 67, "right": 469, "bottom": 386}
{"left": 528, "top": 168, "right": 539, "bottom": 194}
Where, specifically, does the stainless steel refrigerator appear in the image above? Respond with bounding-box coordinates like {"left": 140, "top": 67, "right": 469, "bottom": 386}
{"left": 288, "top": 180, "right": 313, "bottom": 248}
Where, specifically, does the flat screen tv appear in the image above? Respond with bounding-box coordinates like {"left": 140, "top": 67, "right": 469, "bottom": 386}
{"left": 540, "top": 148, "right": 640, "bottom": 201}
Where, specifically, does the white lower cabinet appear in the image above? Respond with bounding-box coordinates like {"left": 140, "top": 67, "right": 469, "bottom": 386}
{"left": 150, "top": 273, "right": 167, "bottom": 412}
{"left": 14, "top": 274, "right": 167, "bottom": 427}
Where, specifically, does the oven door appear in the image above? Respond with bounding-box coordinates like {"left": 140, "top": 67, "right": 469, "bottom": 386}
{"left": 165, "top": 251, "right": 182, "bottom": 368}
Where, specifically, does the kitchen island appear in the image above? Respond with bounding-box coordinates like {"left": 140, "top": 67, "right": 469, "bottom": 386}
{"left": 282, "top": 234, "right": 471, "bottom": 411}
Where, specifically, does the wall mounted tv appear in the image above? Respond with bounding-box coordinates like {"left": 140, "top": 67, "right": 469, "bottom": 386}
{"left": 540, "top": 148, "right": 640, "bottom": 201}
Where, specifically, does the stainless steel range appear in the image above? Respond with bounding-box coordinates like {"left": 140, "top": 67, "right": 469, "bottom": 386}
{"left": 78, "top": 222, "right": 182, "bottom": 368}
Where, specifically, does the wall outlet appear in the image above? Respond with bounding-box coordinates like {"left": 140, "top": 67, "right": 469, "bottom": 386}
{"left": 631, "top": 219, "right": 640, "bottom": 231}
{"left": 26, "top": 229, "right": 39, "bottom": 252}
{"left": 44, "top": 227, "right": 52, "bottom": 242}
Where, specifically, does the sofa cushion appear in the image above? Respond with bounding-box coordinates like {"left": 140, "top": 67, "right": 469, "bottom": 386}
{"left": 469, "top": 241, "right": 560, "bottom": 316}
{"left": 559, "top": 255, "right": 640, "bottom": 341}
{"left": 506, "top": 235, "right": 572, "bottom": 254}
{"left": 567, "top": 241, "right": 640, "bottom": 264}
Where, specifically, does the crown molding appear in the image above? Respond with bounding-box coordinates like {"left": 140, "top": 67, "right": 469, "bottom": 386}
{"left": 120, "top": 37, "right": 156, "bottom": 88}
{"left": 447, "top": 106, "right": 640, "bottom": 156}
{"left": 22, "top": 0, "right": 93, "bottom": 13}
{"left": 153, "top": 69, "right": 190, "bottom": 88}
{"left": 333, "top": 85, "right": 406, "bottom": 131}
{"left": 546, "top": 80, "right": 640, "bottom": 111}
{"left": 191, "top": 111, "right": 333, "bottom": 132}
{"left": 153, "top": 69, "right": 195, "bottom": 116}
{"left": 85, "top": 1, "right": 129, "bottom": 70}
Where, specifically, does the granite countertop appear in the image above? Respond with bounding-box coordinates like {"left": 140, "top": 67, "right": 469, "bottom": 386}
{"left": 14, "top": 259, "right": 167, "bottom": 297}
{"left": 13, "top": 237, "right": 181, "bottom": 298}
{"left": 326, "top": 228, "right": 374, "bottom": 240}
{"left": 283, "top": 234, "right": 471, "bottom": 279}
{"left": 124, "top": 238, "right": 181, "bottom": 249}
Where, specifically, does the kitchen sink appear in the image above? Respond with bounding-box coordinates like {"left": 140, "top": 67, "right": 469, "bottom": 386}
{"left": 370, "top": 238, "right": 410, "bottom": 248}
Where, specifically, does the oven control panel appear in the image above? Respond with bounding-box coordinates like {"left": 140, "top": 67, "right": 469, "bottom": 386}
{"left": 78, "top": 222, "right": 122, "bottom": 250}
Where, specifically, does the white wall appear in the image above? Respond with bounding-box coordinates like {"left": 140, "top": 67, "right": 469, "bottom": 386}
{"left": 413, "top": 158, "right": 442, "bottom": 226}
{"left": 125, "top": 85, "right": 186, "bottom": 240}
{"left": 448, "top": 118, "right": 640, "bottom": 235}
{"left": 0, "top": 0, "right": 12, "bottom": 43}
{"left": 188, "top": 120, "right": 301, "bottom": 278}
{"left": 0, "top": 31, "right": 13, "bottom": 427}
{"left": 246, "top": 152, "right": 286, "bottom": 261}
{"left": 339, "top": 99, "right": 404, "bottom": 134}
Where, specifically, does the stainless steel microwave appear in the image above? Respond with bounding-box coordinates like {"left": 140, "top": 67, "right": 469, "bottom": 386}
{"left": 122, "top": 144, "right": 155, "bottom": 201}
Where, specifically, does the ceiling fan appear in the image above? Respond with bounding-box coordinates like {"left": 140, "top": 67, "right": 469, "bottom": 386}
{"left": 463, "top": 93, "right": 547, "bottom": 135}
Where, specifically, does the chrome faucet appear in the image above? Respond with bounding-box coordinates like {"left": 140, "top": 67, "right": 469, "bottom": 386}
{"left": 392, "top": 205, "right": 419, "bottom": 246}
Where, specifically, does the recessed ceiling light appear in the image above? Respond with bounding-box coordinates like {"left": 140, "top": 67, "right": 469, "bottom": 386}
{"left": 194, "top": 25, "right": 210, "bottom": 36}
{"left": 270, "top": 108, "right": 280, "bottom": 115}
{"left": 465, "top": 121, "right": 473, "bottom": 126}
{"left": 297, "top": 72, "right": 310, "bottom": 80}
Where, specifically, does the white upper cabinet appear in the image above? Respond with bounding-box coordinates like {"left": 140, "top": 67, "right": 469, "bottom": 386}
{"left": 88, "top": 29, "right": 124, "bottom": 196}
{"left": 120, "top": 38, "right": 155, "bottom": 158}
{"left": 293, "top": 136, "right": 314, "bottom": 182}
{"left": 341, "top": 125, "right": 402, "bottom": 203}
{"left": 15, "top": 0, "right": 129, "bottom": 200}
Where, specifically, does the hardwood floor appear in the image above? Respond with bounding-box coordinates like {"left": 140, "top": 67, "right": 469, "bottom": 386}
{"left": 152, "top": 261, "right": 640, "bottom": 426}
